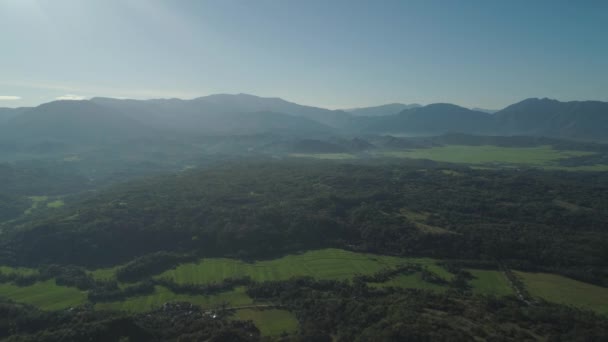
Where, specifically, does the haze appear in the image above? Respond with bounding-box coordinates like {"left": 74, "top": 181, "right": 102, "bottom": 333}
{"left": 1, "top": 0, "right": 607, "bottom": 109}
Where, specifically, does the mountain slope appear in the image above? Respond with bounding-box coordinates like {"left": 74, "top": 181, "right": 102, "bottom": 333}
{"left": 345, "top": 103, "right": 421, "bottom": 116}
{"left": 356, "top": 103, "right": 494, "bottom": 135}
{"left": 0, "top": 107, "right": 29, "bottom": 124}
{"left": 0, "top": 101, "right": 149, "bottom": 143}
{"left": 92, "top": 93, "right": 351, "bottom": 130}
{"left": 494, "top": 98, "right": 608, "bottom": 141}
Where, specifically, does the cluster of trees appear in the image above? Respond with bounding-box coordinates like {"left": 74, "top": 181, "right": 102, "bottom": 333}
{"left": 88, "top": 280, "right": 156, "bottom": 303}
{"left": 247, "top": 277, "right": 608, "bottom": 341}
{"left": 155, "top": 276, "right": 252, "bottom": 296}
{"left": 2, "top": 161, "right": 607, "bottom": 285}
{"left": 0, "top": 299, "right": 260, "bottom": 341}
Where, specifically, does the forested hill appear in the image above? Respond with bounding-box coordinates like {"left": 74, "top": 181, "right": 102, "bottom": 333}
{"left": 3, "top": 161, "right": 607, "bottom": 285}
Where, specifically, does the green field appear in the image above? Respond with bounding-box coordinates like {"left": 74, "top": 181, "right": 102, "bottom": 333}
{"left": 375, "top": 145, "right": 596, "bottom": 168}
{"left": 96, "top": 286, "right": 254, "bottom": 312}
{"left": 467, "top": 270, "right": 513, "bottom": 296}
{"left": 159, "top": 249, "right": 450, "bottom": 284}
{"left": 233, "top": 309, "right": 299, "bottom": 336}
{"left": 4, "top": 249, "right": 607, "bottom": 318}
{"left": 0, "top": 280, "right": 87, "bottom": 310}
{"left": 289, "top": 153, "right": 356, "bottom": 160}
{"left": 0, "top": 265, "right": 39, "bottom": 277}
{"left": 23, "top": 196, "right": 65, "bottom": 214}
{"left": 516, "top": 272, "right": 608, "bottom": 315}
{"left": 46, "top": 200, "right": 65, "bottom": 208}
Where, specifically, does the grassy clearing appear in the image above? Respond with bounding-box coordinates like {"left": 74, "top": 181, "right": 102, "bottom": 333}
{"left": 0, "top": 265, "right": 39, "bottom": 277}
{"left": 159, "top": 249, "right": 449, "bottom": 284}
{"left": 289, "top": 153, "right": 356, "bottom": 160}
{"left": 370, "top": 273, "right": 447, "bottom": 291}
{"left": 233, "top": 309, "right": 299, "bottom": 336}
{"left": 95, "top": 286, "right": 253, "bottom": 313}
{"left": 89, "top": 266, "right": 120, "bottom": 281}
{"left": 400, "top": 209, "right": 455, "bottom": 235}
{"left": 467, "top": 270, "right": 513, "bottom": 296}
{"left": 24, "top": 196, "right": 64, "bottom": 214}
{"left": 0, "top": 280, "right": 87, "bottom": 310}
{"left": 24, "top": 196, "right": 48, "bottom": 215}
{"left": 46, "top": 200, "right": 65, "bottom": 208}
{"left": 375, "top": 145, "right": 596, "bottom": 168}
{"left": 516, "top": 271, "right": 608, "bottom": 315}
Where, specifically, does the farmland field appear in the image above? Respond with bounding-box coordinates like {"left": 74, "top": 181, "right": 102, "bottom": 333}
{"left": 287, "top": 145, "right": 608, "bottom": 170}
{"left": 516, "top": 271, "right": 608, "bottom": 315}
{"left": 289, "top": 153, "right": 356, "bottom": 160}
{"left": 375, "top": 145, "right": 595, "bottom": 167}
{"left": 233, "top": 309, "right": 299, "bottom": 336}
{"left": 467, "top": 269, "right": 513, "bottom": 296}
{"left": 158, "top": 249, "right": 450, "bottom": 284}
{"left": 0, "top": 280, "right": 87, "bottom": 310}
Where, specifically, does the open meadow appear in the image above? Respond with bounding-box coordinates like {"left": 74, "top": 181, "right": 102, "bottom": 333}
{"left": 516, "top": 271, "right": 608, "bottom": 315}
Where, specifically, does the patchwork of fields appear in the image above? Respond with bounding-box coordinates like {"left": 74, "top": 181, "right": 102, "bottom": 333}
{"left": 2, "top": 249, "right": 608, "bottom": 336}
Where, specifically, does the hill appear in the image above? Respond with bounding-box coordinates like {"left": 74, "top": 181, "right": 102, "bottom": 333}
{"left": 356, "top": 103, "right": 494, "bottom": 135}
{"left": 345, "top": 103, "right": 421, "bottom": 116}
{"left": 0, "top": 108, "right": 29, "bottom": 124}
{"left": 91, "top": 93, "right": 351, "bottom": 130}
{"left": 0, "top": 101, "right": 149, "bottom": 143}
{"left": 494, "top": 98, "right": 608, "bottom": 141}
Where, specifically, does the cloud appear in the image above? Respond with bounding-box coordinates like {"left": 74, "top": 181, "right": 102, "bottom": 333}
{"left": 0, "top": 95, "right": 21, "bottom": 100}
{"left": 55, "top": 94, "right": 86, "bottom": 101}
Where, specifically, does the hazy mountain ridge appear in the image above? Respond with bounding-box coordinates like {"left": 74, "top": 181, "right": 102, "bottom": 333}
{"left": 345, "top": 103, "right": 421, "bottom": 116}
{"left": 0, "top": 100, "right": 151, "bottom": 143}
{"left": 2, "top": 95, "right": 607, "bottom": 142}
{"left": 356, "top": 103, "right": 494, "bottom": 135}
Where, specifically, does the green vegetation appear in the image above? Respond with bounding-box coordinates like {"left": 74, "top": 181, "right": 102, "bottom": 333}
{"left": 160, "top": 249, "right": 446, "bottom": 284}
{"left": 400, "top": 209, "right": 455, "bottom": 234}
{"left": 24, "top": 196, "right": 48, "bottom": 215}
{"left": 233, "top": 309, "right": 299, "bottom": 336}
{"left": 46, "top": 200, "right": 64, "bottom": 208}
{"left": 376, "top": 144, "right": 595, "bottom": 167}
{"left": 467, "top": 269, "right": 514, "bottom": 296}
{"left": 95, "top": 286, "right": 253, "bottom": 312}
{"left": 23, "top": 196, "right": 64, "bottom": 214}
{"left": 0, "top": 265, "right": 38, "bottom": 277}
{"left": 370, "top": 273, "right": 447, "bottom": 291}
{"left": 289, "top": 153, "right": 356, "bottom": 159}
{"left": 516, "top": 271, "right": 608, "bottom": 315}
{"left": 0, "top": 280, "right": 86, "bottom": 310}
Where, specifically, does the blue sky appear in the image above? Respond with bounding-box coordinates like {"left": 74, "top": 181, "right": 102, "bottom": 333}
{"left": 1, "top": 0, "right": 606, "bottom": 109}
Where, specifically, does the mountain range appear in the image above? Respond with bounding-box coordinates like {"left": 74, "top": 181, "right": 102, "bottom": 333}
{"left": 0, "top": 94, "right": 606, "bottom": 142}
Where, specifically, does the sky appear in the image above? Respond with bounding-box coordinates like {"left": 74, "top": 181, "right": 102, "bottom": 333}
{"left": 0, "top": 0, "right": 607, "bottom": 109}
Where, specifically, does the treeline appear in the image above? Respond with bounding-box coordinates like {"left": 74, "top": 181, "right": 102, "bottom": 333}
{"left": 0, "top": 299, "right": 260, "bottom": 341}
{"left": 246, "top": 277, "right": 608, "bottom": 341}
{"left": 3, "top": 161, "right": 608, "bottom": 285}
